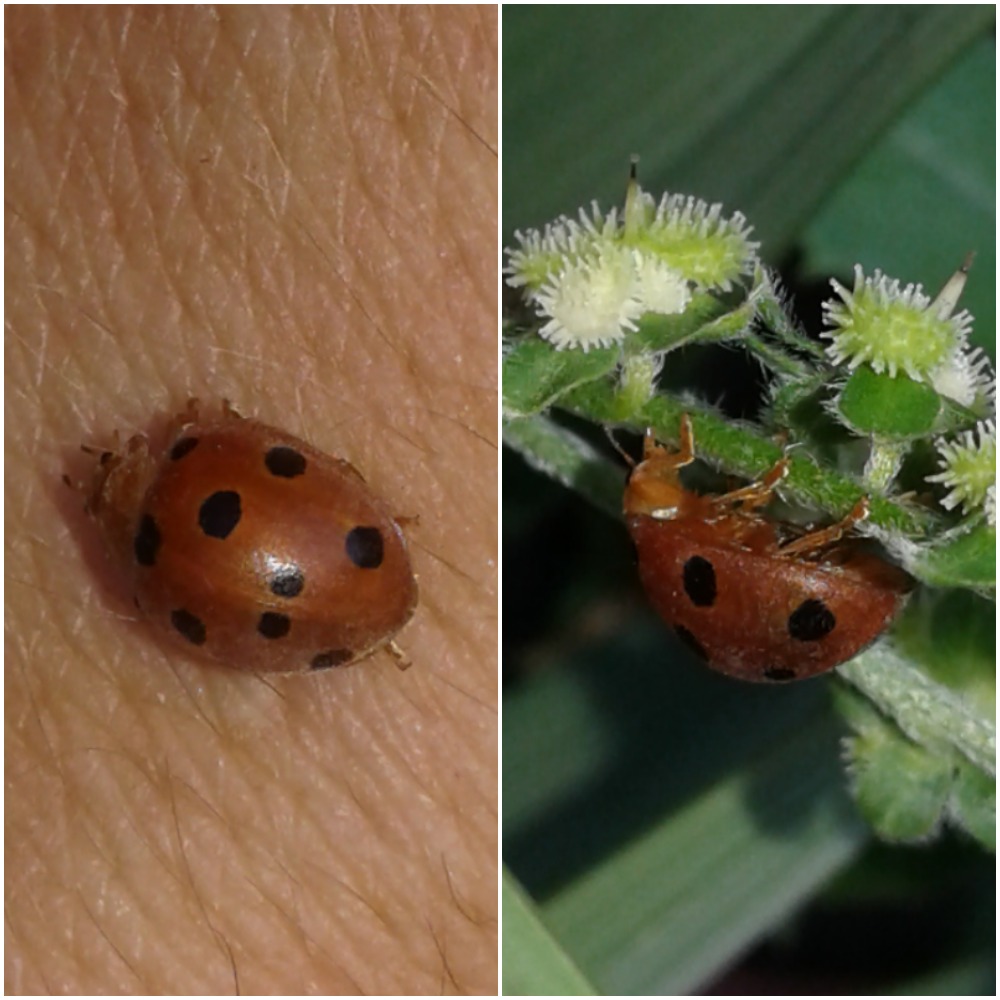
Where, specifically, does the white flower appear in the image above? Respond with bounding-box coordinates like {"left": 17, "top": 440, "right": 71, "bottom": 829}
{"left": 533, "top": 245, "right": 643, "bottom": 352}
{"left": 929, "top": 345, "right": 995, "bottom": 410}
{"left": 631, "top": 251, "right": 692, "bottom": 315}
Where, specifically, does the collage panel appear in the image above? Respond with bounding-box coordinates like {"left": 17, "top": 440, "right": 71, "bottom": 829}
{"left": 6, "top": 6, "right": 498, "bottom": 995}
{"left": 502, "top": 6, "right": 995, "bottom": 997}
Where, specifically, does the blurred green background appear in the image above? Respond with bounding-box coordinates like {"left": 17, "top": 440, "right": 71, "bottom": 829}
{"left": 502, "top": 7, "right": 995, "bottom": 995}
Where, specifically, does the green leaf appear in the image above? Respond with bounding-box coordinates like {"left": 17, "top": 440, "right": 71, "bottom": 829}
{"left": 889, "top": 953, "right": 996, "bottom": 996}
{"left": 625, "top": 293, "right": 733, "bottom": 354}
{"left": 504, "top": 620, "right": 867, "bottom": 994}
{"left": 835, "top": 586, "right": 994, "bottom": 849}
{"left": 502, "top": 337, "right": 620, "bottom": 418}
{"left": 835, "top": 367, "right": 941, "bottom": 438}
{"left": 502, "top": 414, "right": 623, "bottom": 519}
{"left": 501, "top": 294, "right": 738, "bottom": 420}
{"left": 802, "top": 32, "right": 997, "bottom": 348}
{"left": 949, "top": 765, "right": 997, "bottom": 850}
{"left": 503, "top": 870, "right": 597, "bottom": 996}
{"left": 909, "top": 521, "right": 996, "bottom": 589}
{"left": 503, "top": 8, "right": 993, "bottom": 257}
{"left": 542, "top": 744, "right": 865, "bottom": 995}
{"left": 837, "top": 646, "right": 995, "bottom": 779}
{"left": 846, "top": 724, "right": 954, "bottom": 841}
{"left": 893, "top": 588, "right": 995, "bottom": 706}
{"left": 835, "top": 661, "right": 995, "bottom": 851}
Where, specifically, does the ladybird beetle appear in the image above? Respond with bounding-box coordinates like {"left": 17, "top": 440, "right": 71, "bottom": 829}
{"left": 78, "top": 400, "right": 418, "bottom": 674}
{"left": 623, "top": 415, "right": 911, "bottom": 683}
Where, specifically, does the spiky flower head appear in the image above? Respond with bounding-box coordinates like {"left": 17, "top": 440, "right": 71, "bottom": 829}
{"left": 926, "top": 420, "right": 996, "bottom": 520}
{"left": 531, "top": 244, "right": 647, "bottom": 352}
{"left": 822, "top": 266, "right": 973, "bottom": 383}
{"left": 504, "top": 202, "right": 622, "bottom": 294}
{"left": 503, "top": 180, "right": 755, "bottom": 351}
{"left": 630, "top": 250, "right": 693, "bottom": 315}
{"left": 505, "top": 211, "right": 694, "bottom": 352}
{"left": 628, "top": 190, "right": 759, "bottom": 291}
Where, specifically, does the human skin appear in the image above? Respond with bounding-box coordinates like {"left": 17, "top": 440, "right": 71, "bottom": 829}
{"left": 5, "top": 6, "right": 497, "bottom": 994}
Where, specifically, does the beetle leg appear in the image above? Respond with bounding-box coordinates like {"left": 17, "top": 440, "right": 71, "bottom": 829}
{"left": 639, "top": 413, "right": 696, "bottom": 471}
{"left": 779, "top": 497, "right": 870, "bottom": 556}
{"left": 710, "top": 456, "right": 790, "bottom": 512}
{"left": 387, "top": 639, "right": 412, "bottom": 671}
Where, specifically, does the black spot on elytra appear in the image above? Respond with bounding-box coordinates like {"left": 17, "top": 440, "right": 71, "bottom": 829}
{"left": 171, "top": 609, "right": 206, "bottom": 645}
{"left": 310, "top": 649, "right": 355, "bottom": 670}
{"left": 134, "top": 514, "right": 162, "bottom": 566}
{"left": 170, "top": 436, "right": 199, "bottom": 461}
{"left": 270, "top": 565, "right": 305, "bottom": 598}
{"left": 199, "top": 490, "right": 241, "bottom": 539}
{"left": 258, "top": 612, "right": 291, "bottom": 639}
{"left": 674, "top": 625, "right": 708, "bottom": 662}
{"left": 683, "top": 555, "right": 717, "bottom": 607}
{"left": 266, "top": 446, "right": 307, "bottom": 478}
{"left": 788, "top": 599, "right": 836, "bottom": 641}
{"left": 345, "top": 526, "right": 384, "bottom": 569}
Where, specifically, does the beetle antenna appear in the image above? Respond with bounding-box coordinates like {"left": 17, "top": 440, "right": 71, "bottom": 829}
{"left": 605, "top": 426, "right": 637, "bottom": 468}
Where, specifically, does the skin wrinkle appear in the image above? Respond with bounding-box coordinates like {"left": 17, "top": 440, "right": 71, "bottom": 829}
{"left": 55, "top": 43, "right": 99, "bottom": 199}
{"left": 103, "top": 788, "right": 218, "bottom": 977}
{"left": 105, "top": 50, "right": 239, "bottom": 341}
{"left": 213, "top": 17, "right": 418, "bottom": 373}
{"left": 77, "top": 893, "right": 143, "bottom": 991}
{"left": 237, "top": 873, "right": 344, "bottom": 981}
{"left": 219, "top": 668, "right": 460, "bottom": 988}
{"left": 292, "top": 858, "right": 399, "bottom": 978}
{"left": 106, "top": 768, "right": 260, "bottom": 987}
{"left": 59, "top": 640, "right": 382, "bottom": 984}
{"left": 159, "top": 667, "right": 230, "bottom": 739}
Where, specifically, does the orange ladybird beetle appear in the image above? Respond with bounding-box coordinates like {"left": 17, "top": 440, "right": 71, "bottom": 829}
{"left": 623, "top": 415, "right": 911, "bottom": 683}
{"left": 78, "top": 400, "right": 418, "bottom": 674}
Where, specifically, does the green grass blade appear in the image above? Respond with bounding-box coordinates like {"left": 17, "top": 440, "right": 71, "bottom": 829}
{"left": 503, "top": 869, "right": 598, "bottom": 996}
